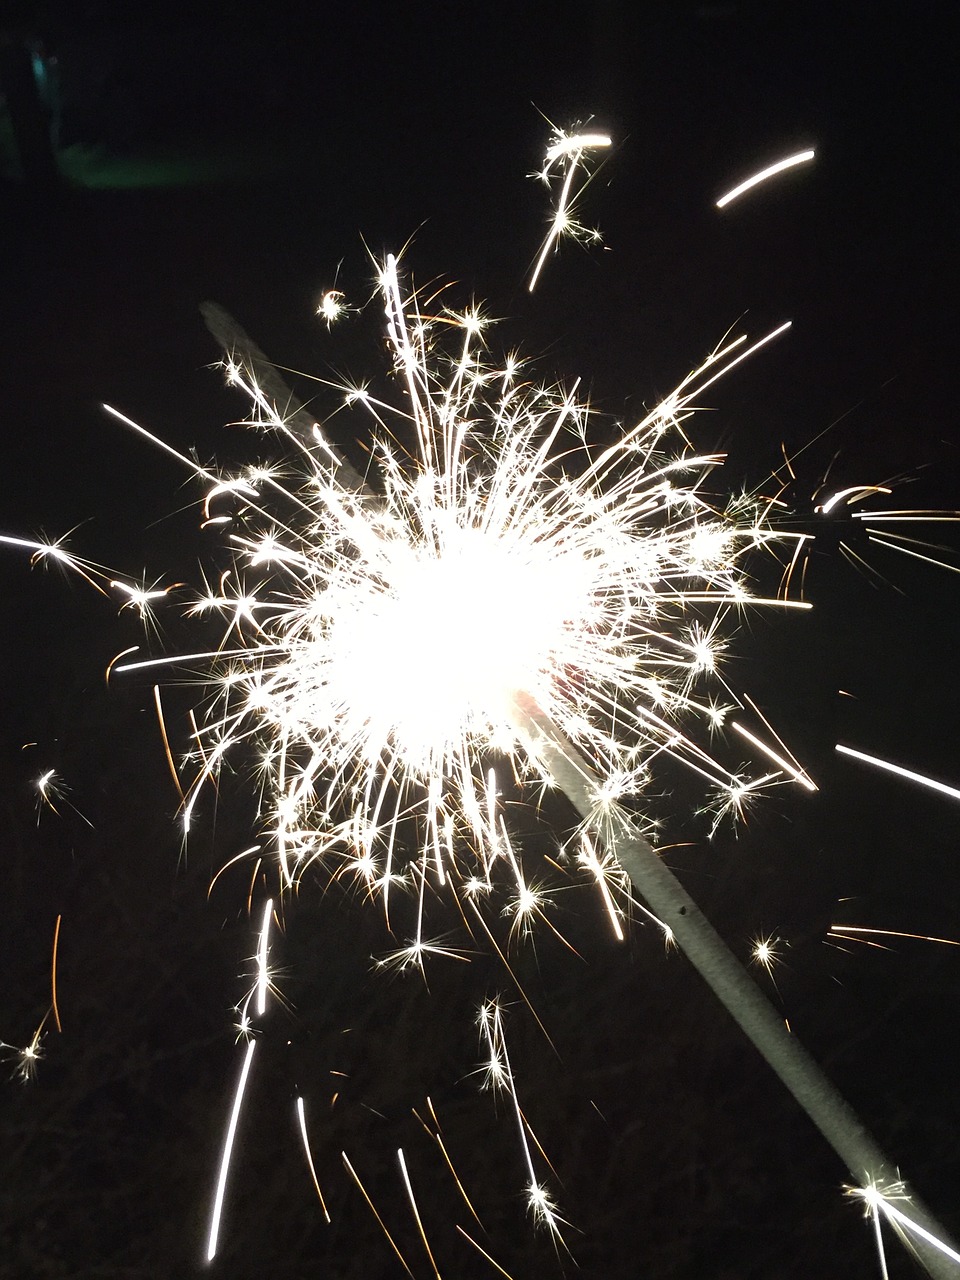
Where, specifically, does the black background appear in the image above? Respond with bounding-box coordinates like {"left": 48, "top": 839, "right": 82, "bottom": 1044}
{"left": 1, "top": 4, "right": 959, "bottom": 1277}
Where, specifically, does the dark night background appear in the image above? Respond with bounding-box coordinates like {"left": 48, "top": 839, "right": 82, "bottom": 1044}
{"left": 1, "top": 4, "right": 959, "bottom": 1277}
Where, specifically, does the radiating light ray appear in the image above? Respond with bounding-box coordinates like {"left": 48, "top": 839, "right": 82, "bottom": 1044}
{"left": 206, "top": 1038, "right": 256, "bottom": 1262}
{"left": 716, "top": 149, "right": 815, "bottom": 208}
{"left": 836, "top": 745, "right": 960, "bottom": 803}
{"left": 295, "top": 1096, "right": 331, "bottom": 1223}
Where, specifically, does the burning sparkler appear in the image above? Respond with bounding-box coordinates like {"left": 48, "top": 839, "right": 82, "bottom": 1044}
{"left": 106, "top": 242, "right": 951, "bottom": 1273}
{"left": 4, "top": 120, "right": 958, "bottom": 1275}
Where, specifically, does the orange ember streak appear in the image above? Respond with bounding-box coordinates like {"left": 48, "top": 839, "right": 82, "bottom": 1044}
{"left": 50, "top": 914, "right": 62, "bottom": 1033}
{"left": 455, "top": 1225, "right": 517, "bottom": 1279}
{"left": 341, "top": 1152, "right": 416, "bottom": 1279}
{"left": 153, "top": 685, "right": 185, "bottom": 802}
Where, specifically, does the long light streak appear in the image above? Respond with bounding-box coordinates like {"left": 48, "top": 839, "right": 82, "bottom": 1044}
{"left": 867, "top": 535, "right": 960, "bottom": 576}
{"left": 836, "top": 744, "right": 960, "bottom": 803}
{"left": 341, "top": 1151, "right": 416, "bottom": 1279}
{"left": 413, "top": 1097, "right": 484, "bottom": 1227}
{"left": 732, "top": 721, "right": 818, "bottom": 791}
{"left": 295, "top": 1097, "right": 331, "bottom": 1223}
{"left": 50, "top": 914, "right": 62, "bottom": 1034}
{"left": 455, "top": 1225, "right": 517, "bottom": 1278}
{"left": 206, "top": 1038, "right": 256, "bottom": 1262}
{"left": 716, "top": 149, "right": 815, "bottom": 208}
{"left": 255, "top": 898, "right": 273, "bottom": 1017}
{"left": 830, "top": 925, "right": 960, "bottom": 949}
{"left": 397, "top": 1147, "right": 443, "bottom": 1280}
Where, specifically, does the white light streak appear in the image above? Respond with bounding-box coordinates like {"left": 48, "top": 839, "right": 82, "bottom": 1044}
{"left": 295, "top": 1097, "right": 331, "bottom": 1222}
{"left": 851, "top": 1182, "right": 960, "bottom": 1270}
{"left": 397, "top": 1147, "right": 442, "bottom": 1280}
{"left": 256, "top": 899, "right": 273, "bottom": 1017}
{"left": 732, "top": 721, "right": 818, "bottom": 791}
{"left": 716, "top": 149, "right": 815, "bottom": 208}
{"left": 815, "top": 485, "right": 892, "bottom": 514}
{"left": 836, "top": 745, "right": 960, "bottom": 803}
{"left": 206, "top": 1038, "right": 256, "bottom": 1262}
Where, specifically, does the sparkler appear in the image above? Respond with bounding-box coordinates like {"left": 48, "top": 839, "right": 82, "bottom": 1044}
{"left": 159, "top": 243, "right": 955, "bottom": 1271}
{"left": 4, "top": 121, "right": 958, "bottom": 1274}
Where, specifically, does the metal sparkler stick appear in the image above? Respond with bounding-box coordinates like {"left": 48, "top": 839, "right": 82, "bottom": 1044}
{"left": 513, "top": 690, "right": 959, "bottom": 1278}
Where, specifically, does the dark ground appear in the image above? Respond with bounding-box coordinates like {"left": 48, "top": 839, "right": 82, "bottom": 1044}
{"left": 1, "top": 5, "right": 959, "bottom": 1277}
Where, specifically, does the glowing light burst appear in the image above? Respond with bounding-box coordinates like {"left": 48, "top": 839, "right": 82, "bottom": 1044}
{"left": 112, "top": 253, "right": 809, "bottom": 948}
{"left": 850, "top": 1181, "right": 960, "bottom": 1278}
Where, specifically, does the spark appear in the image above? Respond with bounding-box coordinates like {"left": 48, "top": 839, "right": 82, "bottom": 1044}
{"left": 295, "top": 1096, "right": 331, "bottom": 1222}
{"left": 1, "top": 1025, "right": 45, "bottom": 1083}
{"left": 829, "top": 925, "right": 960, "bottom": 949}
{"left": 455, "top": 1225, "right": 516, "bottom": 1279}
{"left": 254, "top": 898, "right": 274, "bottom": 1017}
{"left": 478, "top": 1000, "right": 565, "bottom": 1240}
{"left": 750, "top": 933, "right": 780, "bottom": 976}
{"left": 577, "top": 831, "right": 626, "bottom": 941}
{"left": 397, "top": 1147, "right": 443, "bottom": 1280}
{"left": 836, "top": 744, "right": 960, "bottom": 804}
{"left": 850, "top": 1181, "right": 960, "bottom": 1273}
{"left": 206, "top": 1038, "right": 256, "bottom": 1262}
{"left": 815, "top": 485, "right": 893, "bottom": 514}
{"left": 36, "top": 768, "right": 60, "bottom": 815}
{"left": 50, "top": 914, "right": 62, "bottom": 1034}
{"left": 732, "top": 721, "right": 818, "bottom": 791}
{"left": 716, "top": 148, "right": 815, "bottom": 208}
{"left": 413, "top": 1097, "right": 484, "bottom": 1227}
{"left": 34, "top": 768, "right": 93, "bottom": 828}
{"left": 318, "top": 288, "right": 349, "bottom": 327}
{"left": 342, "top": 1151, "right": 416, "bottom": 1279}
{"left": 529, "top": 124, "right": 611, "bottom": 291}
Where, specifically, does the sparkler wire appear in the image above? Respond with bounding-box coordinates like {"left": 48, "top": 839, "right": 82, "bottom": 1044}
{"left": 512, "top": 690, "right": 959, "bottom": 1279}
